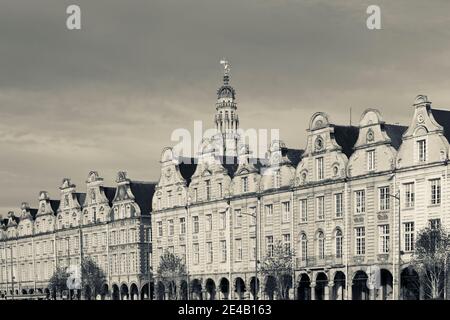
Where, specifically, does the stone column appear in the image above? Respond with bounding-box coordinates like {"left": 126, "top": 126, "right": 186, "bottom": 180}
{"left": 369, "top": 288, "right": 375, "bottom": 300}
{"left": 310, "top": 282, "right": 316, "bottom": 301}
{"left": 327, "top": 282, "right": 334, "bottom": 300}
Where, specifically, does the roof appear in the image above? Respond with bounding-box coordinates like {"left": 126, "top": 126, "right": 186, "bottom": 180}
{"left": 75, "top": 193, "right": 86, "bottom": 207}
{"left": 29, "top": 208, "right": 38, "bottom": 220}
{"left": 129, "top": 182, "right": 157, "bottom": 215}
{"left": 383, "top": 124, "right": 408, "bottom": 150}
{"left": 178, "top": 158, "right": 198, "bottom": 184}
{"left": 103, "top": 187, "right": 117, "bottom": 206}
{"left": 285, "top": 148, "right": 303, "bottom": 167}
{"left": 431, "top": 109, "right": 450, "bottom": 142}
{"left": 332, "top": 125, "right": 359, "bottom": 158}
{"left": 50, "top": 200, "right": 60, "bottom": 214}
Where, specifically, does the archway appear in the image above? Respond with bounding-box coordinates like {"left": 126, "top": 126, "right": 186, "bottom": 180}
{"left": 352, "top": 271, "right": 369, "bottom": 300}
{"left": 21, "top": 289, "right": 28, "bottom": 295}
{"left": 179, "top": 281, "right": 188, "bottom": 300}
{"left": 191, "top": 279, "right": 203, "bottom": 300}
{"left": 235, "top": 277, "right": 246, "bottom": 300}
{"left": 157, "top": 281, "right": 166, "bottom": 300}
{"left": 37, "top": 288, "right": 43, "bottom": 294}
{"left": 264, "top": 276, "right": 277, "bottom": 300}
{"left": 130, "top": 283, "right": 139, "bottom": 300}
{"left": 332, "top": 271, "right": 346, "bottom": 300}
{"left": 140, "top": 283, "right": 153, "bottom": 300}
{"left": 120, "top": 284, "right": 129, "bottom": 300}
{"left": 29, "top": 289, "right": 34, "bottom": 295}
{"left": 205, "top": 279, "right": 216, "bottom": 300}
{"left": 401, "top": 267, "right": 420, "bottom": 300}
{"left": 315, "top": 272, "right": 328, "bottom": 300}
{"left": 44, "top": 288, "right": 50, "bottom": 300}
{"left": 219, "top": 278, "right": 230, "bottom": 300}
{"left": 297, "top": 273, "right": 311, "bottom": 300}
{"left": 112, "top": 284, "right": 120, "bottom": 300}
{"left": 250, "top": 277, "right": 260, "bottom": 300}
{"left": 84, "top": 285, "right": 92, "bottom": 300}
{"left": 101, "top": 283, "right": 109, "bottom": 300}
{"left": 379, "top": 269, "right": 393, "bottom": 300}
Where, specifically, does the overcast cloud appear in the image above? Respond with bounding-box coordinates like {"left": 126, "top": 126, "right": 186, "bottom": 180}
{"left": 1, "top": 0, "right": 450, "bottom": 215}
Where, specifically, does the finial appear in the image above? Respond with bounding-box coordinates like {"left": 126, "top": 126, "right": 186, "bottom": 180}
{"left": 220, "top": 58, "right": 231, "bottom": 84}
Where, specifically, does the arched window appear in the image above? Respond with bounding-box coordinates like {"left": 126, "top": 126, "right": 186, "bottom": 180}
{"left": 317, "top": 231, "right": 325, "bottom": 260}
{"left": 300, "top": 233, "right": 308, "bottom": 262}
{"left": 335, "top": 229, "right": 343, "bottom": 258}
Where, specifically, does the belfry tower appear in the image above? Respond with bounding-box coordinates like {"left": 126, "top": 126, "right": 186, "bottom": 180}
{"left": 214, "top": 59, "right": 240, "bottom": 157}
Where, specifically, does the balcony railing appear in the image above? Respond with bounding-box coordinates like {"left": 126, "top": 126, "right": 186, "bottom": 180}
{"left": 296, "top": 255, "right": 344, "bottom": 268}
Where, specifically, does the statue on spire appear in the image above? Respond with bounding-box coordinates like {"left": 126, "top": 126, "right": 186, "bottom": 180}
{"left": 220, "top": 58, "right": 231, "bottom": 78}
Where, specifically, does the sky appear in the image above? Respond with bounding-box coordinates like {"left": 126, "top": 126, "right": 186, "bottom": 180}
{"left": 1, "top": 0, "right": 450, "bottom": 215}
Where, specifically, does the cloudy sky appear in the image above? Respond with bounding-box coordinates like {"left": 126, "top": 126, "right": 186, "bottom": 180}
{"left": 1, "top": 0, "right": 450, "bottom": 215}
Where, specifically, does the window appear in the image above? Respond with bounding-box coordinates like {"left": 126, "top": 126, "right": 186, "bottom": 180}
{"left": 300, "top": 199, "right": 308, "bottom": 222}
{"left": 404, "top": 182, "right": 415, "bottom": 208}
{"left": 317, "top": 232, "right": 325, "bottom": 259}
{"left": 242, "top": 176, "right": 249, "bottom": 193}
{"left": 249, "top": 207, "right": 256, "bottom": 225}
{"left": 218, "top": 182, "right": 223, "bottom": 198}
{"left": 235, "top": 209, "right": 242, "bottom": 227}
{"left": 316, "top": 196, "right": 325, "bottom": 220}
{"left": 379, "top": 225, "right": 390, "bottom": 254}
{"left": 219, "top": 212, "right": 226, "bottom": 230}
{"left": 283, "top": 234, "right": 291, "bottom": 252}
{"left": 274, "top": 170, "right": 281, "bottom": 188}
{"left": 220, "top": 240, "right": 227, "bottom": 262}
{"left": 265, "top": 204, "right": 273, "bottom": 217}
{"left": 355, "top": 190, "right": 366, "bottom": 214}
{"left": 417, "top": 139, "right": 426, "bottom": 162}
{"left": 193, "top": 216, "right": 199, "bottom": 234}
{"left": 266, "top": 236, "right": 274, "bottom": 257}
{"left": 379, "top": 186, "right": 390, "bottom": 211}
{"left": 250, "top": 237, "right": 256, "bottom": 260}
{"left": 355, "top": 227, "right": 366, "bottom": 255}
{"left": 430, "top": 178, "right": 441, "bottom": 205}
{"left": 429, "top": 218, "right": 441, "bottom": 230}
{"left": 282, "top": 201, "right": 291, "bottom": 223}
{"left": 179, "top": 217, "right": 186, "bottom": 235}
{"left": 205, "top": 180, "right": 211, "bottom": 200}
{"left": 157, "top": 221, "right": 163, "bottom": 237}
{"left": 205, "top": 214, "right": 212, "bottom": 232}
{"left": 193, "top": 243, "right": 199, "bottom": 265}
{"left": 167, "top": 190, "right": 172, "bottom": 207}
{"left": 193, "top": 188, "right": 198, "bottom": 202}
{"left": 206, "top": 242, "right": 213, "bottom": 263}
{"left": 404, "top": 222, "right": 415, "bottom": 252}
{"left": 300, "top": 234, "right": 308, "bottom": 261}
{"left": 180, "top": 245, "right": 186, "bottom": 263}
{"left": 316, "top": 157, "right": 324, "bottom": 180}
{"left": 168, "top": 219, "right": 174, "bottom": 236}
{"left": 367, "top": 150, "right": 375, "bottom": 171}
{"left": 335, "top": 229, "right": 343, "bottom": 258}
{"left": 235, "top": 239, "right": 243, "bottom": 261}
{"left": 334, "top": 193, "right": 343, "bottom": 218}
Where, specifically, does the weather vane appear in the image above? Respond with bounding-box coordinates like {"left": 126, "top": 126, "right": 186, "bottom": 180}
{"left": 220, "top": 58, "right": 231, "bottom": 77}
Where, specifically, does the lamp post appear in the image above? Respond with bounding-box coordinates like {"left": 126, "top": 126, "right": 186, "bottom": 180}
{"left": 389, "top": 191, "right": 402, "bottom": 300}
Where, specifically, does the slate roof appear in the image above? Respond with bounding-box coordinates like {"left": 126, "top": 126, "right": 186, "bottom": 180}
{"left": 431, "top": 109, "right": 450, "bottom": 142}
{"left": 75, "top": 193, "right": 86, "bottom": 207}
{"left": 178, "top": 157, "right": 198, "bottom": 184}
{"left": 130, "top": 182, "right": 157, "bottom": 215}
{"left": 332, "top": 125, "right": 359, "bottom": 158}
{"left": 29, "top": 208, "right": 38, "bottom": 220}
{"left": 50, "top": 200, "right": 60, "bottom": 214}
{"left": 285, "top": 148, "right": 304, "bottom": 167}
{"left": 103, "top": 187, "right": 117, "bottom": 206}
{"left": 383, "top": 124, "right": 408, "bottom": 150}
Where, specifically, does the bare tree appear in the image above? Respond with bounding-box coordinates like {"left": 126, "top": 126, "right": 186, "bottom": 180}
{"left": 260, "top": 240, "right": 294, "bottom": 300}
{"left": 411, "top": 225, "right": 450, "bottom": 300}
{"left": 156, "top": 250, "right": 187, "bottom": 300}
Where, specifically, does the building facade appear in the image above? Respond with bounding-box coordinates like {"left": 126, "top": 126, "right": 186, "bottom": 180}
{"left": 0, "top": 171, "right": 155, "bottom": 300}
{"left": 151, "top": 68, "right": 450, "bottom": 300}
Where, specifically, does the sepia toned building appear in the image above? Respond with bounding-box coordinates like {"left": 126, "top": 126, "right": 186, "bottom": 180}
{"left": 151, "top": 67, "right": 450, "bottom": 300}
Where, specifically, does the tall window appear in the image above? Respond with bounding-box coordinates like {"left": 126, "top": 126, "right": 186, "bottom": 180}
{"left": 242, "top": 176, "right": 249, "bottom": 193}
{"left": 167, "top": 190, "right": 172, "bottom": 207}
{"left": 334, "top": 193, "right": 343, "bottom": 218}
{"left": 205, "top": 180, "right": 211, "bottom": 200}
{"left": 193, "top": 188, "right": 198, "bottom": 202}
{"left": 235, "top": 209, "right": 242, "bottom": 227}
{"left": 283, "top": 234, "right": 291, "bottom": 252}
{"left": 316, "top": 196, "right": 325, "bottom": 220}
{"left": 430, "top": 178, "right": 441, "bottom": 205}
{"left": 206, "top": 242, "right": 213, "bottom": 263}
{"left": 193, "top": 243, "right": 199, "bottom": 265}
{"left": 218, "top": 182, "right": 223, "bottom": 198}
{"left": 220, "top": 240, "right": 227, "bottom": 262}
{"left": 301, "top": 234, "right": 307, "bottom": 261}
{"left": 205, "top": 214, "right": 212, "bottom": 232}
{"left": 235, "top": 239, "right": 243, "bottom": 261}
{"left": 220, "top": 212, "right": 226, "bottom": 230}
{"left": 316, "top": 157, "right": 324, "bottom": 180}
{"left": 282, "top": 201, "right": 291, "bottom": 223}
{"left": 379, "top": 225, "right": 390, "bottom": 254}
{"left": 300, "top": 199, "right": 308, "bottom": 222}
{"left": 168, "top": 219, "right": 174, "bottom": 236}
{"left": 157, "top": 221, "right": 163, "bottom": 237}
{"left": 404, "top": 222, "right": 415, "bottom": 252}
{"left": 429, "top": 218, "right": 441, "bottom": 230}
{"left": 317, "top": 231, "right": 325, "bottom": 259}
{"left": 404, "top": 182, "right": 415, "bottom": 208}
{"left": 266, "top": 236, "right": 274, "bottom": 257}
{"left": 367, "top": 150, "right": 375, "bottom": 171}
{"left": 193, "top": 216, "right": 199, "bottom": 234}
{"left": 379, "top": 186, "right": 390, "bottom": 211}
{"left": 274, "top": 170, "right": 281, "bottom": 188}
{"left": 417, "top": 139, "right": 427, "bottom": 162}
{"left": 179, "top": 217, "right": 186, "bottom": 235}
{"left": 250, "top": 237, "right": 256, "bottom": 260}
{"left": 355, "top": 190, "right": 366, "bottom": 214}
{"left": 180, "top": 245, "right": 186, "bottom": 263}
{"left": 355, "top": 227, "right": 366, "bottom": 255}
{"left": 265, "top": 204, "right": 273, "bottom": 217}
{"left": 335, "top": 229, "right": 343, "bottom": 258}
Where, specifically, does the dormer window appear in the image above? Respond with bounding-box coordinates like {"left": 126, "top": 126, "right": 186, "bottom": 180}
{"left": 316, "top": 157, "right": 324, "bottom": 180}
{"left": 205, "top": 180, "right": 211, "bottom": 200}
{"left": 367, "top": 150, "right": 375, "bottom": 171}
{"left": 417, "top": 139, "right": 427, "bottom": 162}
{"left": 64, "top": 195, "right": 69, "bottom": 207}
{"left": 241, "top": 176, "right": 249, "bottom": 193}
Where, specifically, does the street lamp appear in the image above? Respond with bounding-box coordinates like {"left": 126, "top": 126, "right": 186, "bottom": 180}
{"left": 389, "top": 191, "right": 402, "bottom": 300}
